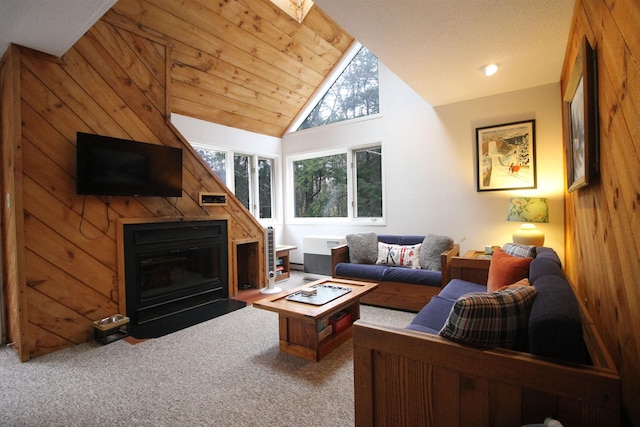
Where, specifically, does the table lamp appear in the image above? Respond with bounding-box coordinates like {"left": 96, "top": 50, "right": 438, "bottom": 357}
{"left": 507, "top": 197, "right": 548, "bottom": 247}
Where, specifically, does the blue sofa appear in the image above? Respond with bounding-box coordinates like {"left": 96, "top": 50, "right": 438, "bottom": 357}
{"left": 407, "top": 247, "right": 588, "bottom": 362}
{"left": 352, "top": 246, "right": 621, "bottom": 426}
{"left": 331, "top": 234, "right": 460, "bottom": 312}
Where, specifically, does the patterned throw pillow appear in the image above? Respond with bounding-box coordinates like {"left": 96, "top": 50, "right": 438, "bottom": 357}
{"left": 439, "top": 286, "right": 538, "bottom": 349}
{"left": 502, "top": 242, "right": 536, "bottom": 258}
{"left": 376, "top": 243, "right": 421, "bottom": 268}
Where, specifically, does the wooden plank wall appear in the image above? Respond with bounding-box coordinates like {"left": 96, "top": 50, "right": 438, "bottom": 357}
{"left": 1, "top": 15, "right": 265, "bottom": 360}
{"left": 1, "top": 46, "right": 28, "bottom": 357}
{"left": 108, "top": 0, "right": 354, "bottom": 137}
{"left": 561, "top": 0, "right": 640, "bottom": 425}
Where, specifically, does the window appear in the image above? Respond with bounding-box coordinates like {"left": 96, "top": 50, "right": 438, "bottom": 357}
{"left": 354, "top": 147, "right": 382, "bottom": 217}
{"left": 297, "top": 47, "right": 379, "bottom": 130}
{"left": 258, "top": 158, "right": 274, "bottom": 219}
{"left": 193, "top": 144, "right": 276, "bottom": 221}
{"left": 234, "top": 154, "right": 251, "bottom": 211}
{"left": 293, "top": 153, "right": 348, "bottom": 217}
{"left": 291, "top": 145, "right": 383, "bottom": 221}
{"left": 194, "top": 147, "right": 227, "bottom": 184}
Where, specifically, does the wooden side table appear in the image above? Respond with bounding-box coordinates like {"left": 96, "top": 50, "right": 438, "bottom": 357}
{"left": 449, "top": 250, "right": 492, "bottom": 285}
{"left": 275, "top": 245, "right": 297, "bottom": 282}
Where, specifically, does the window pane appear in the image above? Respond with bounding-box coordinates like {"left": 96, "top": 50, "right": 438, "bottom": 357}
{"left": 195, "top": 147, "right": 226, "bottom": 184}
{"left": 294, "top": 154, "right": 347, "bottom": 217}
{"left": 258, "top": 158, "right": 273, "bottom": 219}
{"left": 234, "top": 154, "right": 251, "bottom": 210}
{"left": 354, "top": 147, "right": 383, "bottom": 217}
{"left": 298, "top": 47, "right": 379, "bottom": 130}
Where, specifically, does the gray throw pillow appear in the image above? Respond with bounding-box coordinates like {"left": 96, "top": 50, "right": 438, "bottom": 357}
{"left": 346, "top": 232, "right": 378, "bottom": 264}
{"left": 420, "top": 234, "right": 453, "bottom": 271}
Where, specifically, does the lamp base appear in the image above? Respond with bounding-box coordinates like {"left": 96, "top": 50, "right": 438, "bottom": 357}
{"left": 512, "top": 223, "right": 545, "bottom": 247}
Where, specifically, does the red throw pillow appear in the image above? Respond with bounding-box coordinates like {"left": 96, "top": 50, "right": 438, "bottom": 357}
{"left": 497, "top": 278, "right": 531, "bottom": 291}
{"left": 487, "top": 248, "right": 532, "bottom": 292}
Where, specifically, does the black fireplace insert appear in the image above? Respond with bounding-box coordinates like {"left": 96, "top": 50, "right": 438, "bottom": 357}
{"left": 123, "top": 220, "right": 236, "bottom": 338}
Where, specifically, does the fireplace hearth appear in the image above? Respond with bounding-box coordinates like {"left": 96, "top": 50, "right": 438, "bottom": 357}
{"left": 122, "top": 220, "right": 242, "bottom": 338}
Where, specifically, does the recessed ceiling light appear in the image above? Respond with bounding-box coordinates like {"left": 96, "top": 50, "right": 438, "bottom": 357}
{"left": 481, "top": 63, "right": 499, "bottom": 77}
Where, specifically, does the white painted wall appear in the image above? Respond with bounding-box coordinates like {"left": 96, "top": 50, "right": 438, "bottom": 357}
{"left": 172, "top": 61, "right": 566, "bottom": 265}
{"left": 282, "top": 64, "right": 565, "bottom": 263}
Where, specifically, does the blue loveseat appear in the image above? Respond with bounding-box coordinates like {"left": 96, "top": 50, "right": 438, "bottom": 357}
{"left": 331, "top": 234, "right": 459, "bottom": 312}
{"left": 352, "top": 247, "right": 621, "bottom": 426}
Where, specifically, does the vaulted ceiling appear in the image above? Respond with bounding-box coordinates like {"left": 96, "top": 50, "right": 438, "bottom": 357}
{"left": 0, "top": 0, "right": 574, "bottom": 138}
{"left": 108, "top": 0, "right": 355, "bottom": 137}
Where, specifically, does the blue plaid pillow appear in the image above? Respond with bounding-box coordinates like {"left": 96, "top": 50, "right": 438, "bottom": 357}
{"left": 439, "top": 286, "right": 538, "bottom": 349}
{"left": 502, "top": 242, "right": 536, "bottom": 258}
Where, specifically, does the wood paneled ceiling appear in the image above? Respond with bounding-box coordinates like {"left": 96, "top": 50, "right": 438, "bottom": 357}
{"left": 109, "top": 0, "right": 355, "bottom": 137}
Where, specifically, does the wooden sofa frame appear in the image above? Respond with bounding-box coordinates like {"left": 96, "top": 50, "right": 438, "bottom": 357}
{"left": 331, "top": 243, "right": 460, "bottom": 312}
{"left": 352, "top": 259, "right": 621, "bottom": 426}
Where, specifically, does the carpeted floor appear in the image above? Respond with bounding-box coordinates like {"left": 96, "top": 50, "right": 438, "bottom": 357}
{"left": 0, "top": 272, "right": 415, "bottom": 426}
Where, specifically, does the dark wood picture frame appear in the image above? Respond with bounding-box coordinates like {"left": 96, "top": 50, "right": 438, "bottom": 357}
{"left": 564, "top": 36, "right": 598, "bottom": 192}
{"left": 476, "top": 119, "right": 536, "bottom": 191}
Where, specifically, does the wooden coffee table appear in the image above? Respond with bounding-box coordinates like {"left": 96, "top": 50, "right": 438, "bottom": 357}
{"left": 253, "top": 278, "right": 378, "bottom": 362}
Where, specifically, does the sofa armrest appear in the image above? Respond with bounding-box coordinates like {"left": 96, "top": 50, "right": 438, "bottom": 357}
{"left": 353, "top": 320, "right": 620, "bottom": 427}
{"left": 439, "top": 243, "right": 459, "bottom": 285}
{"left": 331, "top": 243, "right": 350, "bottom": 277}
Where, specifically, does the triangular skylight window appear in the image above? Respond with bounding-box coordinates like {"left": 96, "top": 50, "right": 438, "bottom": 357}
{"left": 296, "top": 47, "right": 379, "bottom": 131}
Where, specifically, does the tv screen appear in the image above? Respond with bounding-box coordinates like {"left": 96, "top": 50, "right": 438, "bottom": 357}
{"left": 76, "top": 132, "right": 182, "bottom": 197}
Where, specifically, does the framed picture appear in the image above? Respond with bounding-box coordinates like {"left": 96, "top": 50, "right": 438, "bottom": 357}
{"left": 476, "top": 119, "right": 536, "bottom": 191}
{"left": 564, "top": 36, "right": 598, "bottom": 192}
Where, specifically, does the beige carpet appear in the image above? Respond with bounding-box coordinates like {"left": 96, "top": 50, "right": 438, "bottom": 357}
{"left": 0, "top": 272, "right": 415, "bottom": 426}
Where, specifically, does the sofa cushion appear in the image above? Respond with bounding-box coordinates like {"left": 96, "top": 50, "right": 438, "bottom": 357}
{"left": 377, "top": 235, "right": 425, "bottom": 246}
{"left": 438, "top": 279, "right": 487, "bottom": 301}
{"left": 335, "top": 263, "right": 388, "bottom": 281}
{"left": 420, "top": 234, "right": 453, "bottom": 271}
{"left": 346, "top": 232, "right": 378, "bottom": 264}
{"left": 382, "top": 266, "right": 441, "bottom": 286}
{"left": 439, "top": 286, "right": 538, "bottom": 350}
{"left": 502, "top": 242, "right": 536, "bottom": 258}
{"left": 407, "top": 295, "right": 456, "bottom": 333}
{"left": 376, "top": 242, "right": 421, "bottom": 268}
{"left": 487, "top": 248, "right": 533, "bottom": 292}
{"left": 528, "top": 275, "right": 588, "bottom": 363}
{"left": 528, "top": 247, "right": 564, "bottom": 283}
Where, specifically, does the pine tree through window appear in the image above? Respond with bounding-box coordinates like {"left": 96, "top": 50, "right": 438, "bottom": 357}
{"left": 298, "top": 47, "right": 379, "bottom": 130}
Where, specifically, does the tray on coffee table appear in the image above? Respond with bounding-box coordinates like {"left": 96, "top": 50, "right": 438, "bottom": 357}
{"left": 285, "top": 284, "right": 352, "bottom": 305}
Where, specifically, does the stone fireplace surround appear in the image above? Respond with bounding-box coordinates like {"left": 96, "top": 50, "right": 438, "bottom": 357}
{"left": 117, "top": 218, "right": 243, "bottom": 338}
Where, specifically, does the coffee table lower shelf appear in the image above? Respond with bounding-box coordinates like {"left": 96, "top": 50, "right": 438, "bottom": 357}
{"left": 278, "top": 312, "right": 355, "bottom": 362}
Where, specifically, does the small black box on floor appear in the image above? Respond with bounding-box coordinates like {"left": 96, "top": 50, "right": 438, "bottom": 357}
{"left": 93, "top": 314, "right": 130, "bottom": 344}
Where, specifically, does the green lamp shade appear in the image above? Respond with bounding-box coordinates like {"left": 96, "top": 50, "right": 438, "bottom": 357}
{"left": 507, "top": 197, "right": 549, "bottom": 223}
{"left": 508, "top": 197, "right": 548, "bottom": 247}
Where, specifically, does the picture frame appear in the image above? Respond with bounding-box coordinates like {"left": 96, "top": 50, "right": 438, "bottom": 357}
{"left": 476, "top": 119, "right": 536, "bottom": 191}
{"left": 564, "top": 36, "right": 598, "bottom": 192}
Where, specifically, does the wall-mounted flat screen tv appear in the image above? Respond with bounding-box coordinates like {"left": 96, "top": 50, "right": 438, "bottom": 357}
{"left": 76, "top": 132, "right": 182, "bottom": 197}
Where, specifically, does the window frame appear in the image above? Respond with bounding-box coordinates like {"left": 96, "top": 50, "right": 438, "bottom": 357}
{"left": 191, "top": 143, "right": 279, "bottom": 223}
{"left": 287, "top": 43, "right": 382, "bottom": 133}
{"left": 286, "top": 141, "right": 385, "bottom": 225}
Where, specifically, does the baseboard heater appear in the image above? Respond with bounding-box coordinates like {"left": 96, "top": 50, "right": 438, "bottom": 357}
{"left": 303, "top": 235, "right": 345, "bottom": 277}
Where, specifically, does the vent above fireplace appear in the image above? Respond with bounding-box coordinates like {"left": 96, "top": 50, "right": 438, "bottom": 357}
{"left": 199, "top": 192, "right": 227, "bottom": 206}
